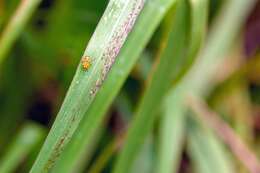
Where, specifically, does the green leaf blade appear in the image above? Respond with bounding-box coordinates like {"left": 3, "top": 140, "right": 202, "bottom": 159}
{"left": 50, "top": 0, "right": 179, "bottom": 172}
{"left": 30, "top": 0, "right": 145, "bottom": 172}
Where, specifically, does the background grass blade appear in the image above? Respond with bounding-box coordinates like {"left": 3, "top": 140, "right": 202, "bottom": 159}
{"left": 161, "top": 0, "right": 257, "bottom": 131}
{"left": 160, "top": 1, "right": 254, "bottom": 172}
{"left": 88, "top": 135, "right": 123, "bottom": 173}
{"left": 178, "top": 0, "right": 208, "bottom": 77}
{"left": 156, "top": 0, "right": 208, "bottom": 172}
{"left": 130, "top": 136, "right": 154, "bottom": 173}
{"left": 112, "top": 0, "right": 191, "bottom": 172}
{"left": 50, "top": 0, "right": 179, "bottom": 172}
{"left": 30, "top": 0, "right": 145, "bottom": 172}
{"left": 189, "top": 96, "right": 260, "bottom": 173}
{"left": 157, "top": 92, "right": 186, "bottom": 173}
{"left": 156, "top": 0, "right": 256, "bottom": 172}
{"left": 0, "top": 122, "right": 45, "bottom": 173}
{"left": 180, "top": 0, "right": 257, "bottom": 97}
{"left": 187, "top": 119, "right": 234, "bottom": 173}
{"left": 0, "top": 0, "right": 41, "bottom": 65}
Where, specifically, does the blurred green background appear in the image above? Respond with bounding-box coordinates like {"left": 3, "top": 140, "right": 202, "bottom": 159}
{"left": 0, "top": 0, "right": 260, "bottom": 173}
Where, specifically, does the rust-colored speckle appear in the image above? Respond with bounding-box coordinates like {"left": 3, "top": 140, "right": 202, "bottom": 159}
{"left": 44, "top": 114, "right": 77, "bottom": 171}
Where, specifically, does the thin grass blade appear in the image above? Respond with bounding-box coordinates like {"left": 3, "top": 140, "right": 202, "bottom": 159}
{"left": 0, "top": 0, "right": 41, "bottom": 65}
{"left": 0, "top": 122, "right": 45, "bottom": 173}
{"left": 189, "top": 96, "right": 260, "bottom": 173}
{"left": 156, "top": 0, "right": 208, "bottom": 172}
{"left": 113, "top": 0, "right": 190, "bottom": 172}
{"left": 157, "top": 0, "right": 256, "bottom": 172}
{"left": 188, "top": 119, "right": 234, "bottom": 173}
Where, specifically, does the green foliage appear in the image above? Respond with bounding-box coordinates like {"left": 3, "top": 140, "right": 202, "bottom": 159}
{"left": 0, "top": 0, "right": 258, "bottom": 173}
{"left": 30, "top": 0, "right": 145, "bottom": 172}
{"left": 188, "top": 119, "right": 234, "bottom": 173}
{"left": 113, "top": 0, "right": 189, "bottom": 172}
{"left": 0, "top": 122, "right": 45, "bottom": 173}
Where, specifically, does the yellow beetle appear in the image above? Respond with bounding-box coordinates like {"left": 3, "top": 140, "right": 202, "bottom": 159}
{"left": 81, "top": 56, "right": 91, "bottom": 70}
